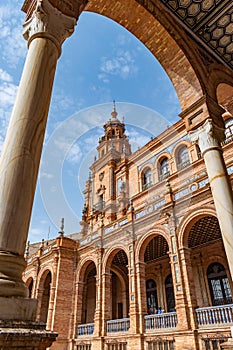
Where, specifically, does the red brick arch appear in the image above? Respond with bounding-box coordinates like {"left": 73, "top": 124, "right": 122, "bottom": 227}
{"left": 77, "top": 257, "right": 98, "bottom": 282}
{"left": 102, "top": 246, "right": 129, "bottom": 274}
{"left": 177, "top": 205, "right": 217, "bottom": 248}
{"left": 84, "top": 0, "right": 203, "bottom": 111}
{"left": 135, "top": 226, "right": 170, "bottom": 263}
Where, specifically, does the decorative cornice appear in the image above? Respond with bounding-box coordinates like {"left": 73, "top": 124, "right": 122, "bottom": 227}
{"left": 22, "top": 0, "right": 77, "bottom": 56}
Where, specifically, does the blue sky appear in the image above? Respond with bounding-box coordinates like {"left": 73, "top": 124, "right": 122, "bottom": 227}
{"left": 0, "top": 1, "right": 181, "bottom": 243}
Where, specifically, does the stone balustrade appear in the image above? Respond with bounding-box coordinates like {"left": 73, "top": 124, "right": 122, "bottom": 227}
{"left": 106, "top": 318, "right": 130, "bottom": 333}
{"left": 77, "top": 323, "right": 94, "bottom": 336}
{"left": 196, "top": 304, "right": 233, "bottom": 327}
{"left": 144, "top": 312, "right": 178, "bottom": 331}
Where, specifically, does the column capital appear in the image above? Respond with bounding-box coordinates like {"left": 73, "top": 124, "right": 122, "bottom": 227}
{"left": 22, "top": 0, "right": 77, "bottom": 56}
{"left": 189, "top": 119, "right": 225, "bottom": 155}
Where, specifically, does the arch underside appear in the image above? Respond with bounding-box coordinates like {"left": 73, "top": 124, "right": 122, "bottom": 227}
{"left": 84, "top": 0, "right": 203, "bottom": 111}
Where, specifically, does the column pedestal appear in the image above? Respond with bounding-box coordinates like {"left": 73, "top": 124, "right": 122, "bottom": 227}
{"left": 0, "top": 321, "right": 57, "bottom": 350}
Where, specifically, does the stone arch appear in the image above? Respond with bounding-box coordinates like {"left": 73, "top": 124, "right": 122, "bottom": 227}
{"left": 103, "top": 246, "right": 129, "bottom": 320}
{"left": 77, "top": 256, "right": 98, "bottom": 282}
{"left": 155, "top": 153, "right": 172, "bottom": 182}
{"left": 172, "top": 140, "right": 191, "bottom": 161}
{"left": 216, "top": 83, "right": 233, "bottom": 116}
{"left": 25, "top": 276, "right": 34, "bottom": 298}
{"left": 36, "top": 269, "right": 52, "bottom": 324}
{"left": 139, "top": 164, "right": 153, "bottom": 191}
{"left": 37, "top": 268, "right": 53, "bottom": 291}
{"left": 135, "top": 227, "right": 170, "bottom": 263}
{"left": 102, "top": 245, "right": 129, "bottom": 274}
{"left": 75, "top": 258, "right": 98, "bottom": 328}
{"left": 177, "top": 205, "right": 217, "bottom": 248}
{"left": 84, "top": 0, "right": 203, "bottom": 111}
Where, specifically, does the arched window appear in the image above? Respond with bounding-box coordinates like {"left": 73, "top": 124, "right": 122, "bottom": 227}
{"left": 207, "top": 263, "right": 232, "bottom": 306}
{"left": 159, "top": 158, "right": 170, "bottom": 181}
{"left": 146, "top": 279, "right": 158, "bottom": 314}
{"left": 177, "top": 146, "right": 190, "bottom": 170}
{"left": 142, "top": 168, "right": 152, "bottom": 190}
{"left": 225, "top": 118, "right": 233, "bottom": 140}
{"left": 165, "top": 274, "right": 175, "bottom": 312}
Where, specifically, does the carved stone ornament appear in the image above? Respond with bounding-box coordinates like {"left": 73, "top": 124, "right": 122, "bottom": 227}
{"left": 189, "top": 119, "right": 225, "bottom": 155}
{"left": 23, "top": 0, "right": 77, "bottom": 54}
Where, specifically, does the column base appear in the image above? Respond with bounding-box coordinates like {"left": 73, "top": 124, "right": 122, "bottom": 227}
{"left": 0, "top": 320, "right": 57, "bottom": 349}
{"left": 0, "top": 251, "right": 28, "bottom": 297}
{"left": 0, "top": 297, "right": 37, "bottom": 321}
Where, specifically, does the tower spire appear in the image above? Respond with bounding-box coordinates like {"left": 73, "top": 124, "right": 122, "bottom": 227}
{"left": 111, "top": 100, "right": 118, "bottom": 119}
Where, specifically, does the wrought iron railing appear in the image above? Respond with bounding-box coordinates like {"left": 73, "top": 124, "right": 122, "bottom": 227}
{"left": 77, "top": 323, "right": 94, "bottom": 336}
{"left": 145, "top": 312, "right": 177, "bottom": 331}
{"left": 196, "top": 304, "right": 233, "bottom": 327}
{"left": 142, "top": 182, "right": 153, "bottom": 191}
{"left": 177, "top": 160, "right": 190, "bottom": 171}
{"left": 222, "top": 135, "right": 233, "bottom": 145}
{"left": 106, "top": 318, "right": 130, "bottom": 333}
{"left": 159, "top": 171, "right": 170, "bottom": 181}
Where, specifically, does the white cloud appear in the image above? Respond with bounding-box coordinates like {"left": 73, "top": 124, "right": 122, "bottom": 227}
{"left": 0, "top": 3, "right": 26, "bottom": 67}
{"left": 66, "top": 143, "right": 83, "bottom": 165}
{"left": 0, "top": 81, "right": 18, "bottom": 108}
{"left": 0, "top": 69, "right": 19, "bottom": 153}
{"left": 40, "top": 171, "right": 54, "bottom": 179}
{"left": 99, "top": 49, "right": 138, "bottom": 82}
{"left": 0, "top": 68, "right": 13, "bottom": 82}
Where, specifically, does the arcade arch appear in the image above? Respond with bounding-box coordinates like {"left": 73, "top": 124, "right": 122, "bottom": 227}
{"left": 181, "top": 215, "right": 233, "bottom": 309}
{"left": 75, "top": 260, "right": 97, "bottom": 327}
{"left": 137, "top": 231, "right": 175, "bottom": 314}
{"left": 37, "top": 270, "right": 52, "bottom": 324}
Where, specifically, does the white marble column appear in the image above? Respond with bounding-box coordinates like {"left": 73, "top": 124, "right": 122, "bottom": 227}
{"left": 190, "top": 119, "right": 233, "bottom": 279}
{"left": 0, "top": 0, "right": 76, "bottom": 313}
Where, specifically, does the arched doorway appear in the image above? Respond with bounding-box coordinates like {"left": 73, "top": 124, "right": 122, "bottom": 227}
{"left": 187, "top": 215, "right": 233, "bottom": 308}
{"left": 207, "top": 262, "right": 232, "bottom": 306}
{"left": 82, "top": 262, "right": 97, "bottom": 324}
{"left": 110, "top": 249, "right": 129, "bottom": 320}
{"left": 165, "top": 274, "right": 176, "bottom": 312}
{"left": 144, "top": 234, "right": 174, "bottom": 313}
{"left": 40, "top": 271, "right": 51, "bottom": 323}
{"left": 146, "top": 279, "right": 158, "bottom": 314}
{"left": 26, "top": 277, "right": 33, "bottom": 298}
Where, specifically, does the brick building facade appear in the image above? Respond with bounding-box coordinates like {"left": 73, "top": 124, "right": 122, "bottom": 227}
{"left": 23, "top": 106, "right": 233, "bottom": 350}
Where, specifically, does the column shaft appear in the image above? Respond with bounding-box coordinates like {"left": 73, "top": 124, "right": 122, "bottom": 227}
{"left": 190, "top": 119, "right": 233, "bottom": 279}
{"left": 0, "top": 0, "right": 76, "bottom": 301}
{"left": 0, "top": 38, "right": 58, "bottom": 255}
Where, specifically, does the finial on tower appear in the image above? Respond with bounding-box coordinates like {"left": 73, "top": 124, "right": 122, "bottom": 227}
{"left": 111, "top": 100, "right": 118, "bottom": 119}
{"left": 59, "top": 217, "right": 64, "bottom": 237}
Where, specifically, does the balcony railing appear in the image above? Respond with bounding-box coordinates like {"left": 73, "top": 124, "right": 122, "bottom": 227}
{"left": 145, "top": 312, "right": 178, "bottom": 331}
{"left": 142, "top": 182, "right": 153, "bottom": 191}
{"left": 159, "top": 171, "right": 170, "bottom": 182}
{"left": 107, "top": 318, "right": 130, "bottom": 333}
{"left": 77, "top": 323, "right": 94, "bottom": 336}
{"left": 93, "top": 201, "right": 105, "bottom": 212}
{"left": 196, "top": 304, "right": 233, "bottom": 327}
{"left": 177, "top": 160, "right": 190, "bottom": 171}
{"left": 222, "top": 135, "right": 233, "bottom": 145}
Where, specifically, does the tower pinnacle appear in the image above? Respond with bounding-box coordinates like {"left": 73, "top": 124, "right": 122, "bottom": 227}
{"left": 111, "top": 100, "right": 118, "bottom": 119}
